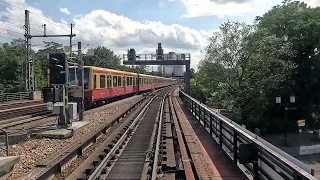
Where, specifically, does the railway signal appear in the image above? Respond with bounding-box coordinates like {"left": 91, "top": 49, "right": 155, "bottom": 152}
{"left": 43, "top": 52, "right": 77, "bottom": 128}
{"left": 48, "top": 53, "right": 69, "bottom": 85}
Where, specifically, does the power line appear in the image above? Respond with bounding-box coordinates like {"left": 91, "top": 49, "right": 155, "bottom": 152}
{"left": 0, "top": 0, "right": 24, "bottom": 10}
{"left": 0, "top": 27, "right": 23, "bottom": 34}
{"left": 0, "top": 0, "right": 102, "bottom": 50}
{"left": 0, "top": 31, "right": 23, "bottom": 38}
{"left": 0, "top": 35, "right": 15, "bottom": 40}
{"left": 0, "top": 15, "right": 44, "bottom": 28}
{"left": 30, "top": 13, "right": 70, "bottom": 32}
{"left": 74, "top": 27, "right": 100, "bottom": 46}
{"left": 1, "top": 19, "right": 69, "bottom": 42}
{"left": 0, "top": 21, "right": 24, "bottom": 28}
{"left": 0, "top": 32, "right": 44, "bottom": 45}
{"left": 0, "top": 16, "right": 70, "bottom": 42}
{"left": 0, "top": 0, "right": 69, "bottom": 33}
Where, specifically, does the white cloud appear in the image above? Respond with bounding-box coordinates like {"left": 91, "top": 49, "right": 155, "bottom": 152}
{"left": 0, "top": 0, "right": 212, "bottom": 70}
{"left": 179, "top": 0, "right": 255, "bottom": 18}
{"left": 176, "top": 0, "right": 320, "bottom": 19}
{"left": 71, "top": 10, "right": 212, "bottom": 69}
{"left": 304, "top": 0, "right": 320, "bottom": 7}
{"left": 59, "top": 7, "right": 70, "bottom": 15}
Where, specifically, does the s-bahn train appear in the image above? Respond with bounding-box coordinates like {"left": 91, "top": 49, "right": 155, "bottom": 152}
{"left": 47, "top": 66, "right": 176, "bottom": 109}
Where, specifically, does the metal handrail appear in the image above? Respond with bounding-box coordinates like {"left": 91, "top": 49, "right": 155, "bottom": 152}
{"left": 179, "top": 90, "right": 316, "bottom": 180}
{"left": 0, "top": 92, "right": 30, "bottom": 103}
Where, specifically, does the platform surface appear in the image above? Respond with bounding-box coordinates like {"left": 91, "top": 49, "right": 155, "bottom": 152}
{"left": 68, "top": 121, "right": 89, "bottom": 130}
{"left": 0, "top": 156, "right": 19, "bottom": 179}
{"left": 40, "top": 129, "right": 73, "bottom": 139}
{"left": 175, "top": 92, "right": 246, "bottom": 179}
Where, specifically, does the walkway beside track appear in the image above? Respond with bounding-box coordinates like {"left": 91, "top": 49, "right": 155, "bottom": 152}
{"left": 172, "top": 89, "right": 246, "bottom": 179}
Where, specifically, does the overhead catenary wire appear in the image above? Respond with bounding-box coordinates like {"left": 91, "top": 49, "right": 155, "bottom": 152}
{"left": 0, "top": 0, "right": 102, "bottom": 48}
{"left": 1, "top": 15, "right": 70, "bottom": 41}
{"left": 0, "top": 22, "right": 60, "bottom": 42}
{"left": 0, "top": 0, "right": 69, "bottom": 33}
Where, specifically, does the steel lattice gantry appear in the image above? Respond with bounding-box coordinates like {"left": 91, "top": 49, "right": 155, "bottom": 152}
{"left": 123, "top": 43, "right": 191, "bottom": 94}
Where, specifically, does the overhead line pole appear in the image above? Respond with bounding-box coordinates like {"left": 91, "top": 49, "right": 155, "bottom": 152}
{"left": 24, "top": 10, "right": 31, "bottom": 91}
{"left": 77, "top": 42, "right": 84, "bottom": 121}
{"left": 24, "top": 10, "right": 75, "bottom": 91}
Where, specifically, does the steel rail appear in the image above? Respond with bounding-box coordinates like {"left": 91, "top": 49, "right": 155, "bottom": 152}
{"left": 169, "top": 93, "right": 195, "bottom": 180}
{"left": 151, "top": 90, "right": 170, "bottom": 180}
{"left": 88, "top": 90, "right": 163, "bottom": 180}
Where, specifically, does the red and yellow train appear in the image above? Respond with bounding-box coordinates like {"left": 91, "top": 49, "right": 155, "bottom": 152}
{"left": 65, "top": 66, "right": 176, "bottom": 108}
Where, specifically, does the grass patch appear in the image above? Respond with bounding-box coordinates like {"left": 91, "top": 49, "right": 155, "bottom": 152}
{"left": 146, "top": 146, "right": 153, "bottom": 157}
{"left": 279, "top": 137, "right": 292, "bottom": 147}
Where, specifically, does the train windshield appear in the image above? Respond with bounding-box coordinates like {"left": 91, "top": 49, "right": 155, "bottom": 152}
{"left": 68, "top": 68, "right": 90, "bottom": 89}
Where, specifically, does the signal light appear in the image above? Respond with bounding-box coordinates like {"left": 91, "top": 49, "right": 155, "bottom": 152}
{"left": 128, "top": 48, "right": 136, "bottom": 61}
{"left": 48, "top": 53, "right": 68, "bottom": 85}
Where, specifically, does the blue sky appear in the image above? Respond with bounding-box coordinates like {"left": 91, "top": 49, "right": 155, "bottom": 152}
{"left": 1, "top": 0, "right": 319, "bottom": 69}
{"left": 26, "top": 0, "right": 223, "bottom": 30}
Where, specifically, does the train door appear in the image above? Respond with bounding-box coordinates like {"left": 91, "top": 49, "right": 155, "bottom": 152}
{"left": 133, "top": 75, "right": 136, "bottom": 93}
{"left": 107, "top": 73, "right": 111, "bottom": 96}
{"left": 151, "top": 78, "right": 155, "bottom": 92}
{"left": 134, "top": 74, "right": 140, "bottom": 93}
{"left": 123, "top": 75, "right": 126, "bottom": 94}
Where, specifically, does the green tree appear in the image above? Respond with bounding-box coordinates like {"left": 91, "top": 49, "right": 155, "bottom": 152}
{"left": 83, "top": 46, "right": 121, "bottom": 69}
{"left": 199, "top": 21, "right": 295, "bottom": 128}
{"left": 0, "top": 39, "right": 25, "bottom": 93}
{"left": 256, "top": 0, "right": 320, "bottom": 128}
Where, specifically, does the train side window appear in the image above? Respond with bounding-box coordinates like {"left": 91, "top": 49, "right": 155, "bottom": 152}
{"left": 100, "top": 75, "right": 106, "bottom": 88}
{"left": 129, "top": 77, "right": 132, "bottom": 86}
{"left": 127, "top": 77, "right": 130, "bottom": 86}
{"left": 113, "top": 76, "right": 117, "bottom": 87}
{"left": 110, "top": 75, "right": 112, "bottom": 88}
{"left": 118, "top": 76, "right": 122, "bottom": 87}
{"left": 123, "top": 76, "right": 126, "bottom": 87}
{"left": 107, "top": 75, "right": 111, "bottom": 88}
{"left": 94, "top": 75, "right": 97, "bottom": 89}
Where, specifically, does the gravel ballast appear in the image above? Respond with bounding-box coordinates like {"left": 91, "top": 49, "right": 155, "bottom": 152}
{"left": 5, "top": 95, "right": 144, "bottom": 179}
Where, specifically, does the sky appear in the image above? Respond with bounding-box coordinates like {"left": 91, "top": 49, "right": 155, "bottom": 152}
{"left": 0, "top": 0, "right": 319, "bottom": 70}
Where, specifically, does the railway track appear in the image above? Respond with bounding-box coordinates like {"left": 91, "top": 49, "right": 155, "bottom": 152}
{"left": 16, "top": 87, "right": 213, "bottom": 180}
{"left": 65, "top": 87, "right": 198, "bottom": 180}
{"left": 0, "top": 100, "right": 42, "bottom": 110}
{"left": 0, "top": 102, "right": 49, "bottom": 122}
{"left": 19, "top": 89, "right": 165, "bottom": 180}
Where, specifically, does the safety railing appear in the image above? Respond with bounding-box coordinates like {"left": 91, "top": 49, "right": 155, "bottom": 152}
{"left": 0, "top": 92, "right": 30, "bottom": 103}
{"left": 179, "top": 90, "right": 317, "bottom": 180}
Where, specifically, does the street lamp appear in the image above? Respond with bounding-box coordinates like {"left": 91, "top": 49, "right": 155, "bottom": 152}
{"left": 290, "top": 95, "right": 296, "bottom": 103}
{"left": 276, "top": 94, "right": 296, "bottom": 139}
{"left": 276, "top": 95, "right": 281, "bottom": 104}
